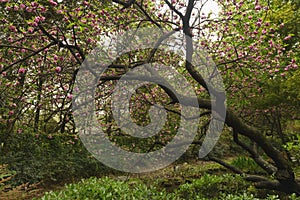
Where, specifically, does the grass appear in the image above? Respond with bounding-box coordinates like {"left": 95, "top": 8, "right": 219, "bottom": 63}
{"left": 0, "top": 160, "right": 226, "bottom": 200}
{"left": 2, "top": 158, "right": 298, "bottom": 199}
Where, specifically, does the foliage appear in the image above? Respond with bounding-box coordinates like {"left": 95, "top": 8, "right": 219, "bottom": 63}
{"left": 37, "top": 177, "right": 176, "bottom": 200}
{"left": 38, "top": 174, "right": 300, "bottom": 199}
{"left": 0, "top": 165, "right": 16, "bottom": 191}
{"left": 0, "top": 128, "right": 109, "bottom": 185}
{"left": 231, "top": 156, "right": 265, "bottom": 174}
{"left": 284, "top": 133, "right": 300, "bottom": 164}
{"left": 1, "top": 0, "right": 300, "bottom": 195}
{"left": 219, "top": 193, "right": 278, "bottom": 200}
{"left": 175, "top": 173, "right": 251, "bottom": 199}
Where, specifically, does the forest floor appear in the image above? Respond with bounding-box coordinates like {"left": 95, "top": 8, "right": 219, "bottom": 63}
{"left": 0, "top": 160, "right": 226, "bottom": 200}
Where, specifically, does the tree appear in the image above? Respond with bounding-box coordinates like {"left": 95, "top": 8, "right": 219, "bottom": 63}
{"left": 0, "top": 0, "right": 299, "bottom": 195}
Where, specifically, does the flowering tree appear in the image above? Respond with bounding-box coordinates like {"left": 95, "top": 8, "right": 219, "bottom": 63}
{"left": 0, "top": 0, "right": 299, "bottom": 194}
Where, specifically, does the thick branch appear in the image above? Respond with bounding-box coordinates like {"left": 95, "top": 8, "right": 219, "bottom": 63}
{"left": 226, "top": 108, "right": 295, "bottom": 181}
{"left": 112, "top": 0, "right": 135, "bottom": 8}
{"left": 233, "top": 129, "right": 277, "bottom": 174}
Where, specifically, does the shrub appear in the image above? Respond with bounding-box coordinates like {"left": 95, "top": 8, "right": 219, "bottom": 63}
{"left": 219, "top": 192, "right": 259, "bottom": 200}
{"left": 0, "top": 129, "right": 110, "bottom": 185}
{"left": 175, "top": 173, "right": 250, "bottom": 199}
{"left": 37, "top": 177, "right": 176, "bottom": 200}
{"left": 219, "top": 193, "right": 281, "bottom": 200}
{"left": 231, "top": 156, "right": 265, "bottom": 174}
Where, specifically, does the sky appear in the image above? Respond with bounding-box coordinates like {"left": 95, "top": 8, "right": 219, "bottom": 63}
{"left": 201, "top": 0, "right": 220, "bottom": 15}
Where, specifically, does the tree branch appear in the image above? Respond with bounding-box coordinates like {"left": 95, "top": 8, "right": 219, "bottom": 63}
{"left": 232, "top": 129, "right": 277, "bottom": 174}
{"left": 208, "top": 155, "right": 244, "bottom": 174}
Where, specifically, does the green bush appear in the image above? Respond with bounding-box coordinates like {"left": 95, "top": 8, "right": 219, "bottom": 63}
{"left": 219, "top": 192, "right": 258, "bottom": 200}
{"left": 219, "top": 193, "right": 281, "bottom": 200}
{"left": 37, "top": 177, "right": 176, "bottom": 200}
{"left": 0, "top": 129, "right": 110, "bottom": 185}
{"left": 37, "top": 175, "right": 300, "bottom": 200}
{"left": 231, "top": 156, "right": 265, "bottom": 174}
{"left": 175, "top": 173, "right": 251, "bottom": 199}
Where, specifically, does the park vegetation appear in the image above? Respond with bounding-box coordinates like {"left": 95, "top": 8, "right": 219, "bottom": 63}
{"left": 0, "top": 0, "right": 299, "bottom": 199}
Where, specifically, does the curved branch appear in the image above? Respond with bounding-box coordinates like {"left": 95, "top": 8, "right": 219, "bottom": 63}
{"left": 208, "top": 155, "right": 244, "bottom": 174}
{"left": 233, "top": 129, "right": 277, "bottom": 174}
{"left": 164, "top": 0, "right": 184, "bottom": 19}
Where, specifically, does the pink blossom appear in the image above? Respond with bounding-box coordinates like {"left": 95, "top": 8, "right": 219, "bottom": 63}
{"left": 55, "top": 66, "right": 61, "bottom": 73}
{"left": 53, "top": 54, "right": 58, "bottom": 60}
{"left": 9, "top": 25, "right": 17, "bottom": 32}
{"left": 26, "top": 7, "right": 32, "bottom": 12}
{"left": 292, "top": 64, "right": 298, "bottom": 69}
{"left": 20, "top": 4, "right": 26, "bottom": 9}
{"left": 248, "top": 15, "right": 253, "bottom": 19}
{"left": 17, "top": 129, "right": 22, "bottom": 134}
{"left": 49, "top": 0, "right": 58, "bottom": 6}
{"left": 255, "top": 5, "right": 261, "bottom": 10}
{"left": 28, "top": 27, "right": 34, "bottom": 33}
{"left": 8, "top": 110, "right": 14, "bottom": 116}
{"left": 256, "top": 22, "right": 261, "bottom": 27}
{"left": 67, "top": 93, "right": 73, "bottom": 99}
{"left": 18, "top": 68, "right": 26, "bottom": 74}
{"left": 39, "top": 6, "right": 46, "bottom": 12}
{"left": 31, "top": 2, "right": 38, "bottom": 7}
{"left": 284, "top": 35, "right": 291, "bottom": 40}
{"left": 2, "top": 72, "right": 7, "bottom": 76}
{"left": 34, "top": 16, "right": 40, "bottom": 23}
{"left": 14, "top": 5, "right": 19, "bottom": 10}
{"left": 268, "top": 40, "right": 273, "bottom": 47}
